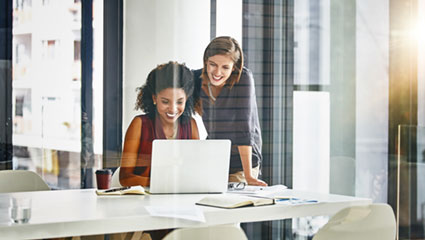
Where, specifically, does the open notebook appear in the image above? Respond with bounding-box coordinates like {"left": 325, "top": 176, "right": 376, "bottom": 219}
{"left": 196, "top": 194, "right": 275, "bottom": 208}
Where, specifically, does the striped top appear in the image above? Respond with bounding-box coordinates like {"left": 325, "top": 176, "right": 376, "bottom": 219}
{"left": 193, "top": 68, "right": 262, "bottom": 173}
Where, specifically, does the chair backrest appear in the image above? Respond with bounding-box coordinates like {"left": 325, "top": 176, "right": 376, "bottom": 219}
{"left": 162, "top": 225, "right": 248, "bottom": 240}
{"left": 110, "top": 167, "right": 122, "bottom": 188}
{"left": 0, "top": 170, "right": 50, "bottom": 193}
{"left": 313, "top": 203, "right": 396, "bottom": 240}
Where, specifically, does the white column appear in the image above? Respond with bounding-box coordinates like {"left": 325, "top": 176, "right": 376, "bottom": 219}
{"left": 123, "top": 0, "right": 210, "bottom": 134}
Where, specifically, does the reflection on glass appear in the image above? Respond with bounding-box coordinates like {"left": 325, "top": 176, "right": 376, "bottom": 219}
{"left": 397, "top": 125, "right": 425, "bottom": 239}
{"left": 9, "top": 197, "right": 32, "bottom": 224}
{"left": 11, "top": 0, "right": 103, "bottom": 189}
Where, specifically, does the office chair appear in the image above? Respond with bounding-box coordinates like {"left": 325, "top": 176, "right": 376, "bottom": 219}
{"left": 162, "top": 225, "right": 248, "bottom": 240}
{"left": 110, "top": 167, "right": 122, "bottom": 188}
{"left": 313, "top": 203, "right": 396, "bottom": 240}
{"left": 0, "top": 170, "right": 50, "bottom": 193}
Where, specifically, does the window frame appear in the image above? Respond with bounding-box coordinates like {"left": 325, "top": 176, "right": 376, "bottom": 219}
{"left": 0, "top": 0, "right": 13, "bottom": 170}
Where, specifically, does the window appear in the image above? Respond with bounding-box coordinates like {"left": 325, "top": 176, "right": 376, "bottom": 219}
{"left": 10, "top": 0, "right": 104, "bottom": 189}
{"left": 41, "top": 40, "right": 59, "bottom": 60}
{"left": 73, "top": 40, "right": 81, "bottom": 81}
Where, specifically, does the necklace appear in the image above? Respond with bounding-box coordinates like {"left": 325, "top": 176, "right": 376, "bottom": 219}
{"left": 166, "top": 123, "right": 178, "bottom": 139}
{"left": 207, "top": 82, "right": 216, "bottom": 101}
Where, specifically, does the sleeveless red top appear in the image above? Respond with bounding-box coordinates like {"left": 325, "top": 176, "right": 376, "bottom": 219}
{"left": 134, "top": 115, "right": 192, "bottom": 186}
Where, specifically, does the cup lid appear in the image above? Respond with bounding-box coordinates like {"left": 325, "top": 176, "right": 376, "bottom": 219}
{"left": 95, "top": 169, "right": 112, "bottom": 175}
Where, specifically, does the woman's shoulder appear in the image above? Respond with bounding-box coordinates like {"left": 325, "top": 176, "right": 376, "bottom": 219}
{"left": 129, "top": 114, "right": 143, "bottom": 125}
{"left": 192, "top": 68, "right": 203, "bottom": 84}
{"left": 132, "top": 114, "right": 154, "bottom": 125}
{"left": 134, "top": 114, "right": 147, "bottom": 120}
{"left": 192, "top": 68, "right": 202, "bottom": 75}
{"left": 126, "top": 115, "right": 144, "bottom": 136}
{"left": 242, "top": 66, "right": 252, "bottom": 74}
{"left": 237, "top": 67, "right": 254, "bottom": 85}
{"left": 129, "top": 114, "right": 156, "bottom": 133}
{"left": 192, "top": 68, "right": 203, "bottom": 79}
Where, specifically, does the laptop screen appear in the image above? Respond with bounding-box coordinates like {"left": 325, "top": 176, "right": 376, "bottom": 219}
{"left": 149, "top": 139, "right": 231, "bottom": 194}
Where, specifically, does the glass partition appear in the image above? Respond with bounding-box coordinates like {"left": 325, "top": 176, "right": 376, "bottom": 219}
{"left": 397, "top": 125, "right": 425, "bottom": 239}
{"left": 11, "top": 0, "right": 104, "bottom": 189}
{"left": 2, "top": 0, "right": 425, "bottom": 239}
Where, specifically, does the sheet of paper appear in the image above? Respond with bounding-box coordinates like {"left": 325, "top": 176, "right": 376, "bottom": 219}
{"left": 145, "top": 205, "right": 206, "bottom": 222}
{"left": 227, "top": 184, "right": 288, "bottom": 197}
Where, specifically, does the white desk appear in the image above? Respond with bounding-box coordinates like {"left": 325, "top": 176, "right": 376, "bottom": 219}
{"left": 0, "top": 189, "right": 371, "bottom": 239}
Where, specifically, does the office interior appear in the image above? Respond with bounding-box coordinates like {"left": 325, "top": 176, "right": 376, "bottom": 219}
{"left": 0, "top": 0, "right": 424, "bottom": 239}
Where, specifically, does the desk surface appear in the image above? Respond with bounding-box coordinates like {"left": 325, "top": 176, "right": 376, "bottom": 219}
{"left": 0, "top": 188, "right": 371, "bottom": 239}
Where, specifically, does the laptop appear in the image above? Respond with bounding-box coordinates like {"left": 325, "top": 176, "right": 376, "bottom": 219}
{"left": 148, "top": 139, "right": 231, "bottom": 194}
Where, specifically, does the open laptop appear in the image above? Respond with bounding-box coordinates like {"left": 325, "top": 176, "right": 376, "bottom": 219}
{"left": 148, "top": 139, "right": 231, "bottom": 194}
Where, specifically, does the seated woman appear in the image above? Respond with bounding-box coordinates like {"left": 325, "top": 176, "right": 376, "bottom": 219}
{"left": 120, "top": 61, "right": 199, "bottom": 187}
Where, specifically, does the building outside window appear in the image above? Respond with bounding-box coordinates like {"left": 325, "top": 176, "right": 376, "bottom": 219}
{"left": 11, "top": 0, "right": 103, "bottom": 189}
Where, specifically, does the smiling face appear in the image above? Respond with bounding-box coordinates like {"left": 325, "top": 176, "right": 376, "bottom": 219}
{"left": 206, "top": 54, "right": 235, "bottom": 87}
{"left": 153, "top": 88, "right": 187, "bottom": 125}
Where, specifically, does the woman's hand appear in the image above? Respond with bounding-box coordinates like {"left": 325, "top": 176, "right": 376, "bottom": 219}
{"left": 246, "top": 176, "right": 268, "bottom": 186}
{"left": 238, "top": 145, "right": 268, "bottom": 186}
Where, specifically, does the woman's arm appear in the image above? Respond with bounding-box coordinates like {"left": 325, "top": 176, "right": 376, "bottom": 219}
{"left": 235, "top": 69, "right": 267, "bottom": 186}
{"left": 119, "top": 117, "right": 150, "bottom": 186}
{"left": 191, "top": 118, "right": 200, "bottom": 139}
{"left": 238, "top": 145, "right": 267, "bottom": 186}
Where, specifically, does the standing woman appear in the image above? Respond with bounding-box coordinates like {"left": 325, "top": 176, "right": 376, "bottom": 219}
{"left": 193, "top": 36, "right": 267, "bottom": 186}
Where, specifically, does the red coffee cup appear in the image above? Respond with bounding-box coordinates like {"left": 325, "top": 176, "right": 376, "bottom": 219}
{"left": 95, "top": 169, "right": 112, "bottom": 189}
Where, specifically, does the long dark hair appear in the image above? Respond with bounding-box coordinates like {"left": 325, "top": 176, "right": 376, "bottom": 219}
{"left": 135, "top": 61, "right": 195, "bottom": 122}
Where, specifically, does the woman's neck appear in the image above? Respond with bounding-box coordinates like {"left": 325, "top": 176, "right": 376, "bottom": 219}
{"left": 203, "top": 79, "right": 223, "bottom": 100}
{"left": 160, "top": 119, "right": 178, "bottom": 139}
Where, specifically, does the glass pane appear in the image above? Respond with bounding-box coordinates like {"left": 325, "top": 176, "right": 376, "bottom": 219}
{"left": 292, "top": 0, "right": 425, "bottom": 239}
{"left": 292, "top": 0, "right": 390, "bottom": 238}
{"left": 120, "top": 1, "right": 424, "bottom": 239}
{"left": 11, "top": 0, "right": 103, "bottom": 189}
{"left": 294, "top": 0, "right": 330, "bottom": 86}
{"left": 293, "top": 0, "right": 390, "bottom": 203}
{"left": 397, "top": 125, "right": 425, "bottom": 238}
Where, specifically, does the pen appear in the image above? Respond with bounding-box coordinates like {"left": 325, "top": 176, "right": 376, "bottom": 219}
{"left": 276, "top": 198, "right": 318, "bottom": 203}
{"left": 104, "top": 186, "right": 130, "bottom": 193}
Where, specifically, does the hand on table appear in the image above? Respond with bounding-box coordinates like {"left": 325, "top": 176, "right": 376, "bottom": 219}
{"left": 246, "top": 176, "right": 268, "bottom": 186}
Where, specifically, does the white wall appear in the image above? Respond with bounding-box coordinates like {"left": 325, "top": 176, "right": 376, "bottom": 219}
{"left": 123, "top": 0, "right": 210, "bottom": 134}
{"left": 293, "top": 91, "right": 330, "bottom": 193}
{"left": 216, "top": 0, "right": 242, "bottom": 44}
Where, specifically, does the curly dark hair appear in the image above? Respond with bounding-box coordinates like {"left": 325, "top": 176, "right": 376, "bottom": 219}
{"left": 135, "top": 61, "right": 195, "bottom": 122}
